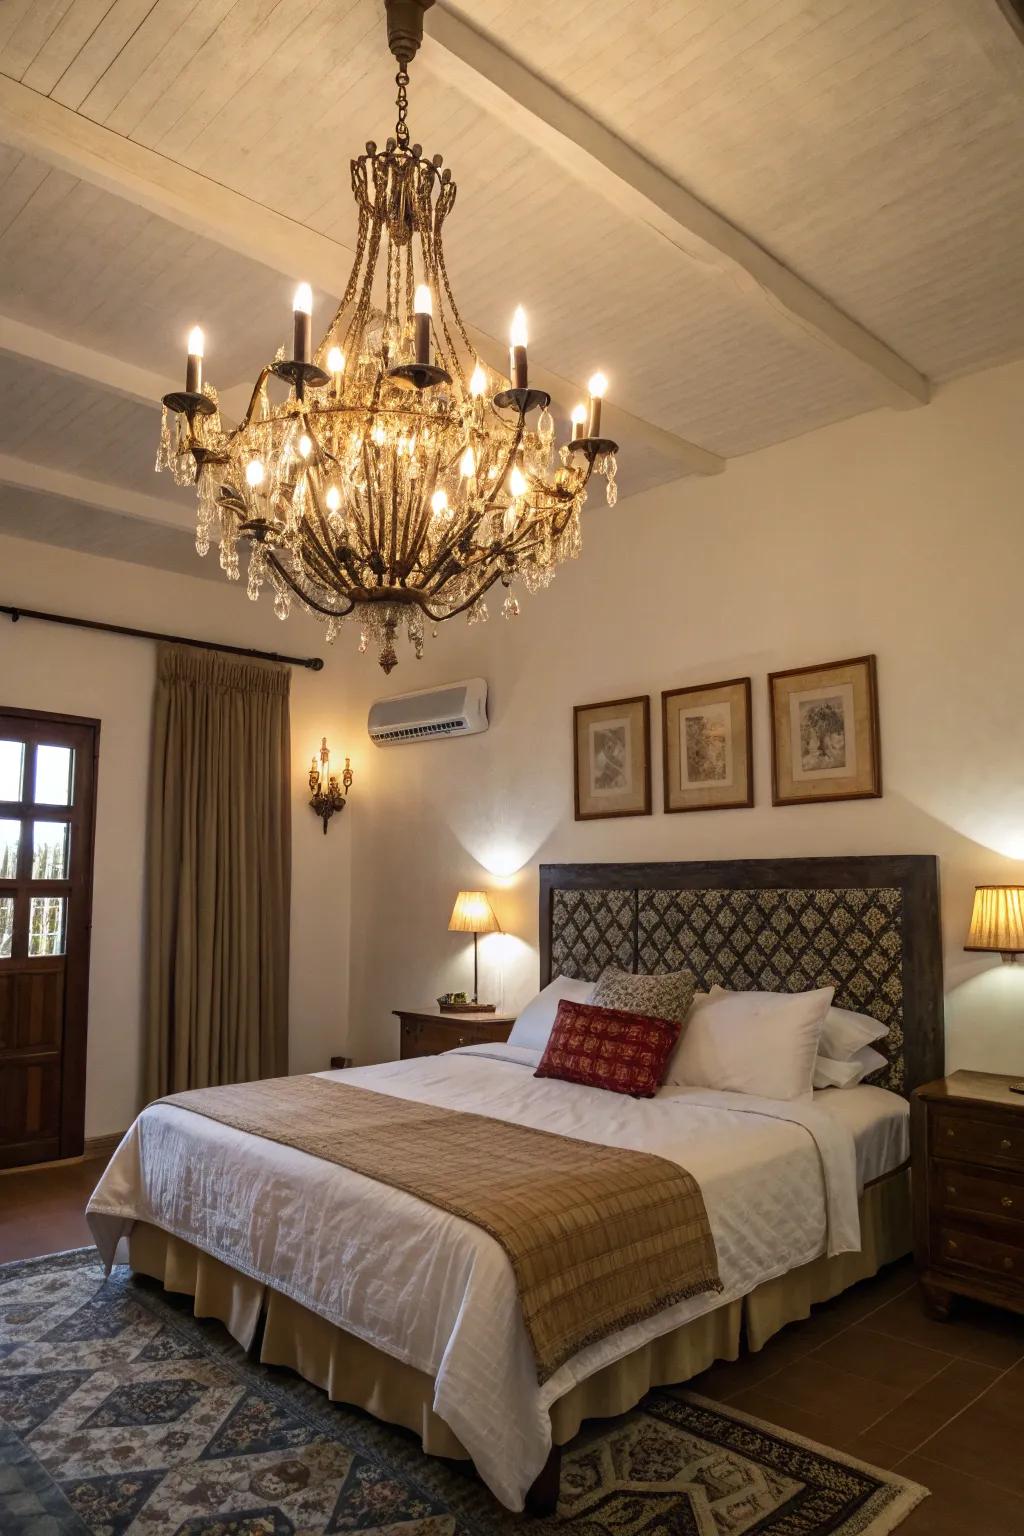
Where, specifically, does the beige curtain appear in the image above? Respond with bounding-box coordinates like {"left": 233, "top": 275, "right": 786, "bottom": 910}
{"left": 145, "top": 644, "right": 291, "bottom": 1098}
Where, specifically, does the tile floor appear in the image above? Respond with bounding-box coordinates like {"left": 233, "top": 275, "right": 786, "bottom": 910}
{"left": 2, "top": 1158, "right": 1023, "bottom": 1533}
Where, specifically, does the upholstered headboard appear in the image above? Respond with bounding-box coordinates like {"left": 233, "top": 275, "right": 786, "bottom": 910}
{"left": 539, "top": 856, "right": 944, "bottom": 1098}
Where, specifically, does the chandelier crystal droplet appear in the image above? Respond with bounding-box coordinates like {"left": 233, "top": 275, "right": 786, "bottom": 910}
{"left": 155, "top": 0, "right": 619, "bottom": 673}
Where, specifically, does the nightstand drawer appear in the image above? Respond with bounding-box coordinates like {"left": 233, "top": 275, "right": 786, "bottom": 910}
{"left": 934, "top": 1110, "right": 1023, "bottom": 1169}
{"left": 398, "top": 1015, "right": 514, "bottom": 1060}
{"left": 937, "top": 1225, "right": 1024, "bottom": 1282}
{"left": 935, "top": 1164, "right": 1024, "bottom": 1225}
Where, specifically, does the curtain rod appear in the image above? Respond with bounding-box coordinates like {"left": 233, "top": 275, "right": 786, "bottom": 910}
{"left": 1, "top": 604, "right": 324, "bottom": 671}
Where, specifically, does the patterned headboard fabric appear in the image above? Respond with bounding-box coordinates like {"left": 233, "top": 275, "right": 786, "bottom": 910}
{"left": 540, "top": 857, "right": 943, "bottom": 1097}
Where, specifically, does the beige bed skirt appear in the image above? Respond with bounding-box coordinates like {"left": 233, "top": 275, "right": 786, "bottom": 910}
{"left": 128, "top": 1165, "right": 909, "bottom": 1460}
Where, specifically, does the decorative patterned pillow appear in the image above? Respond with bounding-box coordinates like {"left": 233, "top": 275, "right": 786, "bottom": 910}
{"left": 591, "top": 966, "right": 697, "bottom": 1026}
{"left": 534, "top": 1000, "right": 682, "bottom": 1098}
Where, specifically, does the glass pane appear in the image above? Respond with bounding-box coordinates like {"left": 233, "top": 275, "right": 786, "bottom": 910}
{"left": 34, "top": 745, "right": 74, "bottom": 806}
{"left": 0, "top": 819, "right": 19, "bottom": 879}
{"left": 0, "top": 740, "right": 24, "bottom": 801}
{"left": 29, "top": 895, "right": 66, "bottom": 957}
{"left": 0, "top": 895, "right": 12, "bottom": 958}
{"left": 32, "top": 822, "right": 70, "bottom": 880}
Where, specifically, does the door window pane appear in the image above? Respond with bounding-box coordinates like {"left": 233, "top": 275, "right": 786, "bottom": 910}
{"left": 0, "top": 740, "right": 24, "bottom": 801}
{"left": 32, "top": 822, "right": 70, "bottom": 880}
{"left": 34, "top": 745, "right": 74, "bottom": 806}
{"left": 29, "top": 896, "right": 66, "bottom": 957}
{"left": 0, "top": 895, "right": 12, "bottom": 958}
{"left": 0, "top": 819, "right": 19, "bottom": 879}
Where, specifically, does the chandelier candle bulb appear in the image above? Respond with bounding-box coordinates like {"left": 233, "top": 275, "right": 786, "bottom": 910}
{"left": 185, "top": 326, "right": 204, "bottom": 394}
{"left": 509, "top": 306, "right": 528, "bottom": 389}
{"left": 459, "top": 445, "right": 476, "bottom": 478}
{"left": 325, "top": 485, "right": 342, "bottom": 513}
{"left": 293, "top": 283, "right": 313, "bottom": 364}
{"left": 509, "top": 462, "right": 527, "bottom": 498}
{"left": 413, "top": 284, "right": 432, "bottom": 366}
{"left": 245, "top": 459, "right": 264, "bottom": 488}
{"left": 431, "top": 488, "right": 449, "bottom": 516}
{"left": 469, "top": 363, "right": 487, "bottom": 398}
{"left": 327, "top": 346, "right": 345, "bottom": 397}
{"left": 587, "top": 372, "right": 608, "bottom": 438}
{"left": 570, "top": 404, "right": 587, "bottom": 441}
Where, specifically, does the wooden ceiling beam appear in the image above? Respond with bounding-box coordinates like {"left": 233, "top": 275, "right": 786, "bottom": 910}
{"left": 0, "top": 76, "right": 723, "bottom": 478}
{"left": 0, "top": 451, "right": 193, "bottom": 531}
{"left": 423, "top": 5, "right": 931, "bottom": 410}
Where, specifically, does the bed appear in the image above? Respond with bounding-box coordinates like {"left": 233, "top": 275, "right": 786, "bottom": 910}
{"left": 87, "top": 854, "right": 944, "bottom": 1513}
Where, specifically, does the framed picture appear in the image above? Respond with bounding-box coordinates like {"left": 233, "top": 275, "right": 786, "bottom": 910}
{"left": 573, "top": 695, "right": 651, "bottom": 820}
{"left": 768, "top": 654, "right": 881, "bottom": 806}
{"left": 662, "top": 677, "right": 753, "bottom": 813}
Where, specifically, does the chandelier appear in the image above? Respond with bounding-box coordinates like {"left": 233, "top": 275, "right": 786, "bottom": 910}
{"left": 156, "top": 0, "right": 618, "bottom": 673}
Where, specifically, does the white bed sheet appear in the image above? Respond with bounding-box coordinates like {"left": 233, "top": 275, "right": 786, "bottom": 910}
{"left": 88, "top": 1045, "right": 864, "bottom": 1512}
{"left": 812, "top": 1082, "right": 910, "bottom": 1188}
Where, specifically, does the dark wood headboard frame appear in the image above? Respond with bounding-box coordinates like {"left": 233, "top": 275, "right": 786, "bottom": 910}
{"left": 539, "top": 855, "right": 944, "bottom": 1097}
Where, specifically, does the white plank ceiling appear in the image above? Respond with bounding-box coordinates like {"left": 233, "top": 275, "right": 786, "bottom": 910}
{"left": 0, "top": 0, "right": 1022, "bottom": 579}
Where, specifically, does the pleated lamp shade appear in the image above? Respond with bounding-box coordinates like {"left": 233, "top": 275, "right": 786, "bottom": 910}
{"left": 448, "top": 890, "right": 501, "bottom": 935}
{"left": 965, "top": 886, "right": 1024, "bottom": 961}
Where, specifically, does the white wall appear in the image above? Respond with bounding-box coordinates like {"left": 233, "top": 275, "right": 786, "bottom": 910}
{"left": 0, "top": 537, "right": 361, "bottom": 1138}
{"left": 344, "top": 359, "right": 1024, "bottom": 1078}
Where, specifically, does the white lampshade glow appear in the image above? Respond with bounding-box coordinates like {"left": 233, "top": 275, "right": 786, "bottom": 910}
{"left": 965, "top": 886, "right": 1024, "bottom": 960}
{"left": 327, "top": 346, "right": 345, "bottom": 374}
{"left": 245, "top": 459, "right": 264, "bottom": 487}
{"left": 448, "top": 890, "right": 501, "bottom": 935}
{"left": 414, "top": 284, "right": 432, "bottom": 316}
{"left": 509, "top": 306, "right": 528, "bottom": 348}
{"left": 187, "top": 326, "right": 205, "bottom": 358}
{"left": 293, "top": 282, "right": 313, "bottom": 315}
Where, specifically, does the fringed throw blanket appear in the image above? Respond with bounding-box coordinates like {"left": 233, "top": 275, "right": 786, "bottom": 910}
{"left": 160, "top": 1076, "right": 721, "bottom": 1381}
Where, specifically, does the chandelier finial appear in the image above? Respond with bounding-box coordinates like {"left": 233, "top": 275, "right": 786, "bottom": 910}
{"left": 385, "top": 0, "right": 434, "bottom": 66}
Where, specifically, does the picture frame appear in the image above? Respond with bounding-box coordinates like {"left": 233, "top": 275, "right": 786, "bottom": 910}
{"left": 573, "top": 695, "right": 652, "bottom": 820}
{"left": 768, "top": 654, "right": 881, "bottom": 806}
{"left": 661, "top": 676, "right": 753, "bottom": 813}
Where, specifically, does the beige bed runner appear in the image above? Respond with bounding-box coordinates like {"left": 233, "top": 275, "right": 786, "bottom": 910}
{"left": 160, "top": 1075, "right": 721, "bottom": 1381}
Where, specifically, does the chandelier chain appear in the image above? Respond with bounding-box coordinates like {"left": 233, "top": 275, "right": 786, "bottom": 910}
{"left": 395, "top": 68, "right": 410, "bottom": 146}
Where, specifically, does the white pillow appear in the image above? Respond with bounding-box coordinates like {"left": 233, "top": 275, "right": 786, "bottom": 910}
{"left": 709, "top": 987, "right": 889, "bottom": 1064}
{"left": 818, "top": 1005, "right": 889, "bottom": 1061}
{"left": 813, "top": 1044, "right": 888, "bottom": 1090}
{"left": 507, "top": 975, "right": 595, "bottom": 1051}
{"left": 667, "top": 985, "right": 833, "bottom": 1100}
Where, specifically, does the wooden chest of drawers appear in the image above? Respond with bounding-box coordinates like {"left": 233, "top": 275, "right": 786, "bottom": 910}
{"left": 395, "top": 1007, "right": 516, "bottom": 1061}
{"left": 912, "top": 1070, "right": 1024, "bottom": 1319}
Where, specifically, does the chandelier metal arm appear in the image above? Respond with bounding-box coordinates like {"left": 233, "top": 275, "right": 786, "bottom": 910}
{"left": 267, "top": 552, "right": 356, "bottom": 619}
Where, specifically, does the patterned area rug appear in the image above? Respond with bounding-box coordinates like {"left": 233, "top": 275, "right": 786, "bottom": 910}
{"left": 0, "top": 1249, "right": 927, "bottom": 1535}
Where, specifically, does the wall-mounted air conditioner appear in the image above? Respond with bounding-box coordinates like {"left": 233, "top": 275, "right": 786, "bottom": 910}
{"left": 367, "top": 678, "right": 488, "bottom": 745}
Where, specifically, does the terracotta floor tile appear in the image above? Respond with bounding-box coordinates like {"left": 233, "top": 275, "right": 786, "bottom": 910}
{"left": 917, "top": 1378, "right": 1024, "bottom": 1497}
{"left": 810, "top": 1321, "right": 953, "bottom": 1393}
{"left": 898, "top": 1455, "right": 1024, "bottom": 1536}
{"left": 739, "top": 1355, "right": 908, "bottom": 1433}
{"left": 726, "top": 1387, "right": 907, "bottom": 1469}
{"left": 867, "top": 1285, "right": 1024, "bottom": 1368}
{"left": 0, "top": 1155, "right": 107, "bottom": 1263}
{"left": 865, "top": 1356, "right": 1001, "bottom": 1453}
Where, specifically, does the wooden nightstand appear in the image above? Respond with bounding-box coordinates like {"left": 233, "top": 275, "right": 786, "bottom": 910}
{"left": 912, "top": 1070, "right": 1024, "bottom": 1320}
{"left": 395, "top": 1007, "right": 516, "bottom": 1061}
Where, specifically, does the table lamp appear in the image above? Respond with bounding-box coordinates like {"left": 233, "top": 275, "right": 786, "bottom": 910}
{"left": 447, "top": 890, "right": 501, "bottom": 1010}
{"left": 965, "top": 884, "right": 1024, "bottom": 1092}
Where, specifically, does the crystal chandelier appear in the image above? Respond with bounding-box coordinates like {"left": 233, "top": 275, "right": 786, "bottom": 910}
{"left": 156, "top": 0, "right": 619, "bottom": 673}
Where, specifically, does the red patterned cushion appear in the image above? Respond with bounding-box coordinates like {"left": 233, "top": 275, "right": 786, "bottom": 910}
{"left": 534, "top": 1000, "right": 681, "bottom": 1098}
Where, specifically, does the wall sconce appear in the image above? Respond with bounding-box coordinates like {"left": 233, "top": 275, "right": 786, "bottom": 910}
{"left": 309, "top": 737, "right": 353, "bottom": 834}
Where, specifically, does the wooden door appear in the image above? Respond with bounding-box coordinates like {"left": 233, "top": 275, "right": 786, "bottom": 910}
{"left": 0, "top": 709, "right": 99, "bottom": 1168}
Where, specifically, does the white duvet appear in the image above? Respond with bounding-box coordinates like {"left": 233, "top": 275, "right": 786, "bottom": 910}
{"left": 88, "top": 1044, "right": 866, "bottom": 1511}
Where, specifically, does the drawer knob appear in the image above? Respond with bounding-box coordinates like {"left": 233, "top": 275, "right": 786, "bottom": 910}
{"left": 1004, "top": 1256, "right": 1015, "bottom": 1271}
{"left": 457, "top": 1036, "right": 467, "bottom": 1046}
{"left": 1001, "top": 1139, "right": 1012, "bottom": 1151}
{"left": 1002, "top": 1196, "right": 1014, "bottom": 1208}
{"left": 947, "top": 1238, "right": 959, "bottom": 1252}
{"left": 947, "top": 1185, "right": 957, "bottom": 1197}
{"left": 946, "top": 1128, "right": 956, "bottom": 1138}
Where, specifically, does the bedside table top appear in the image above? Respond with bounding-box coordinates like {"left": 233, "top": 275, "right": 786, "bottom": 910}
{"left": 914, "top": 1069, "right": 1024, "bottom": 1110}
{"left": 393, "top": 1006, "right": 518, "bottom": 1025}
